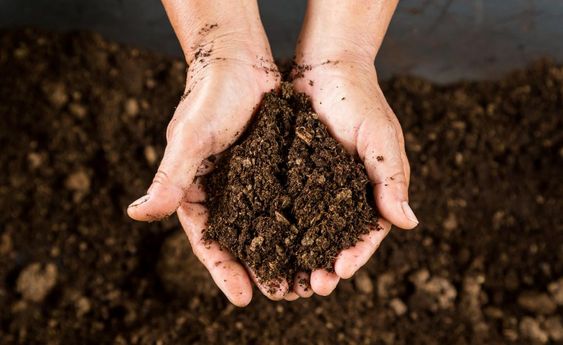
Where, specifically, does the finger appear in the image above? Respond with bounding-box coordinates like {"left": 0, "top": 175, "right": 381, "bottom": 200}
{"left": 334, "top": 219, "right": 391, "bottom": 279}
{"left": 357, "top": 119, "right": 418, "bottom": 229}
{"left": 284, "top": 291, "right": 300, "bottom": 301}
{"left": 177, "top": 203, "right": 252, "bottom": 307}
{"left": 128, "top": 122, "right": 205, "bottom": 221}
{"left": 293, "top": 272, "right": 314, "bottom": 298}
{"left": 184, "top": 177, "right": 206, "bottom": 203}
{"left": 310, "top": 269, "right": 340, "bottom": 296}
{"left": 246, "top": 266, "right": 289, "bottom": 301}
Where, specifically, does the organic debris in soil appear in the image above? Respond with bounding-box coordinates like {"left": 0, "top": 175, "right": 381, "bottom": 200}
{"left": 204, "top": 83, "right": 378, "bottom": 283}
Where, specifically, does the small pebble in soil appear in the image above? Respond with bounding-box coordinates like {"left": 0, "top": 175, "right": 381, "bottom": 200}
{"left": 0, "top": 232, "right": 13, "bottom": 255}
{"left": 519, "top": 317, "right": 548, "bottom": 344}
{"left": 544, "top": 316, "right": 563, "bottom": 342}
{"left": 65, "top": 170, "right": 91, "bottom": 193}
{"left": 517, "top": 291, "right": 557, "bottom": 315}
{"left": 460, "top": 274, "right": 489, "bottom": 336}
{"left": 377, "top": 272, "right": 396, "bottom": 299}
{"left": 69, "top": 102, "right": 88, "bottom": 118}
{"left": 548, "top": 277, "right": 563, "bottom": 305}
{"left": 354, "top": 270, "right": 374, "bottom": 294}
{"left": 442, "top": 212, "right": 458, "bottom": 231}
{"left": 27, "top": 152, "right": 43, "bottom": 169}
{"left": 409, "top": 269, "right": 457, "bottom": 311}
{"left": 75, "top": 296, "right": 91, "bottom": 318}
{"left": 389, "top": 298, "right": 407, "bottom": 316}
{"left": 144, "top": 145, "right": 158, "bottom": 165}
{"left": 124, "top": 98, "right": 140, "bottom": 117}
{"left": 16, "top": 263, "right": 58, "bottom": 302}
{"left": 43, "top": 82, "right": 68, "bottom": 108}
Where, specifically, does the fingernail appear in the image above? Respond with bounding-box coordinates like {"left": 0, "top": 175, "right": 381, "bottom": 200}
{"left": 128, "top": 194, "right": 150, "bottom": 208}
{"left": 401, "top": 201, "right": 419, "bottom": 224}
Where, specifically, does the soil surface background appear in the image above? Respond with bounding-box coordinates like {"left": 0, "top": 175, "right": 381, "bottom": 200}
{"left": 0, "top": 29, "right": 562, "bottom": 344}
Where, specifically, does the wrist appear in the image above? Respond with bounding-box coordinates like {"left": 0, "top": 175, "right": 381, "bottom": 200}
{"left": 295, "top": 36, "right": 377, "bottom": 67}
{"left": 294, "top": 0, "right": 397, "bottom": 66}
{"left": 184, "top": 26, "right": 272, "bottom": 66}
{"left": 162, "top": 0, "right": 273, "bottom": 64}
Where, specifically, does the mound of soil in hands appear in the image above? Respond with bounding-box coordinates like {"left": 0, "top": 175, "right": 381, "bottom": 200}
{"left": 1, "top": 29, "right": 562, "bottom": 344}
{"left": 205, "top": 84, "right": 377, "bottom": 284}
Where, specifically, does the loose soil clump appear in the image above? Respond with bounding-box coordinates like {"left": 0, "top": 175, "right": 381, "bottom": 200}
{"left": 205, "top": 84, "right": 377, "bottom": 283}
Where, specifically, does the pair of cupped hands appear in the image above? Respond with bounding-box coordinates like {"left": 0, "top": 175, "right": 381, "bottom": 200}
{"left": 127, "top": 27, "right": 418, "bottom": 306}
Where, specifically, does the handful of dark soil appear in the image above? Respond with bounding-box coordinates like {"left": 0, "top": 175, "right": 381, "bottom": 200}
{"left": 204, "top": 83, "right": 378, "bottom": 283}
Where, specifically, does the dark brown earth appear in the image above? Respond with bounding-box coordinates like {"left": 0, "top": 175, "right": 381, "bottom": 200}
{"left": 1, "top": 29, "right": 562, "bottom": 344}
{"left": 205, "top": 83, "right": 377, "bottom": 284}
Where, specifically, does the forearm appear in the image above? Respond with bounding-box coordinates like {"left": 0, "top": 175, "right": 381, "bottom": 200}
{"left": 161, "top": 0, "right": 271, "bottom": 64}
{"left": 296, "top": 0, "right": 398, "bottom": 64}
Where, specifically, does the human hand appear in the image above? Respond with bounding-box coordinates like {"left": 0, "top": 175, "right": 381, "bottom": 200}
{"left": 291, "top": 58, "right": 418, "bottom": 296}
{"left": 127, "top": 1, "right": 291, "bottom": 305}
{"left": 290, "top": 0, "right": 417, "bottom": 296}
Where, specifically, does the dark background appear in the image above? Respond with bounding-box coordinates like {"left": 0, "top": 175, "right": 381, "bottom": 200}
{"left": 1, "top": 0, "right": 562, "bottom": 82}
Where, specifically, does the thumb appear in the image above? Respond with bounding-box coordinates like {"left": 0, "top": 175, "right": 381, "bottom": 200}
{"left": 128, "top": 132, "right": 204, "bottom": 221}
{"left": 359, "top": 122, "right": 418, "bottom": 230}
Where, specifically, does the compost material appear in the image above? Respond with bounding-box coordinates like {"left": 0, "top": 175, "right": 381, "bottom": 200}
{"left": 1, "top": 30, "right": 562, "bottom": 344}
{"left": 205, "top": 83, "right": 377, "bottom": 284}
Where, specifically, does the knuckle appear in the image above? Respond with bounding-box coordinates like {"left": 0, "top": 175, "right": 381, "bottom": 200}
{"left": 152, "top": 169, "right": 171, "bottom": 186}
{"left": 388, "top": 171, "right": 407, "bottom": 184}
{"left": 166, "top": 118, "right": 178, "bottom": 143}
{"left": 381, "top": 121, "right": 398, "bottom": 139}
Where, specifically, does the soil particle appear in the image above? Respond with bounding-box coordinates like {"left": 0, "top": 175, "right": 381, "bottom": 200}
{"left": 353, "top": 270, "right": 374, "bottom": 294}
{"left": 124, "top": 98, "right": 140, "bottom": 117}
{"left": 65, "top": 169, "right": 91, "bottom": 192}
{"left": 517, "top": 291, "right": 557, "bottom": 315}
{"left": 16, "top": 263, "right": 58, "bottom": 302}
{"left": 75, "top": 296, "right": 92, "bottom": 317}
{"left": 27, "top": 152, "right": 44, "bottom": 169}
{"left": 198, "top": 23, "right": 218, "bottom": 35}
{"left": 442, "top": 212, "right": 458, "bottom": 231}
{"left": 291, "top": 63, "right": 312, "bottom": 80}
{"left": 69, "top": 102, "right": 88, "bottom": 118}
{"left": 409, "top": 269, "right": 457, "bottom": 311}
{"left": 377, "top": 272, "right": 397, "bottom": 299}
{"left": 144, "top": 145, "right": 158, "bottom": 166}
{"left": 460, "top": 274, "right": 488, "bottom": 337}
{"left": 0, "top": 232, "right": 13, "bottom": 255}
{"left": 544, "top": 316, "right": 563, "bottom": 342}
{"left": 548, "top": 277, "right": 563, "bottom": 305}
{"left": 388, "top": 298, "right": 407, "bottom": 316}
{"left": 205, "top": 83, "right": 377, "bottom": 283}
{"left": 519, "top": 317, "right": 549, "bottom": 344}
{"left": 43, "top": 81, "right": 68, "bottom": 108}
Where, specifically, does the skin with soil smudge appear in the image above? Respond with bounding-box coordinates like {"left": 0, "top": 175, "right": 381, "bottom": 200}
{"left": 205, "top": 83, "right": 378, "bottom": 285}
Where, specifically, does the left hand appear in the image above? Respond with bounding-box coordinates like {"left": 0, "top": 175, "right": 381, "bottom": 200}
{"left": 291, "top": 58, "right": 418, "bottom": 296}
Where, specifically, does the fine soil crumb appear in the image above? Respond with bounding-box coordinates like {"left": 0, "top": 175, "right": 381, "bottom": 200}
{"left": 16, "top": 263, "right": 58, "bottom": 302}
{"left": 291, "top": 63, "right": 312, "bottom": 80}
{"left": 205, "top": 83, "right": 377, "bottom": 283}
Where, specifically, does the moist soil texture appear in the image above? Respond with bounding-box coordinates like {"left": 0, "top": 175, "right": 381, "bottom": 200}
{"left": 205, "top": 83, "right": 377, "bottom": 284}
{"left": 1, "top": 29, "right": 562, "bottom": 344}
